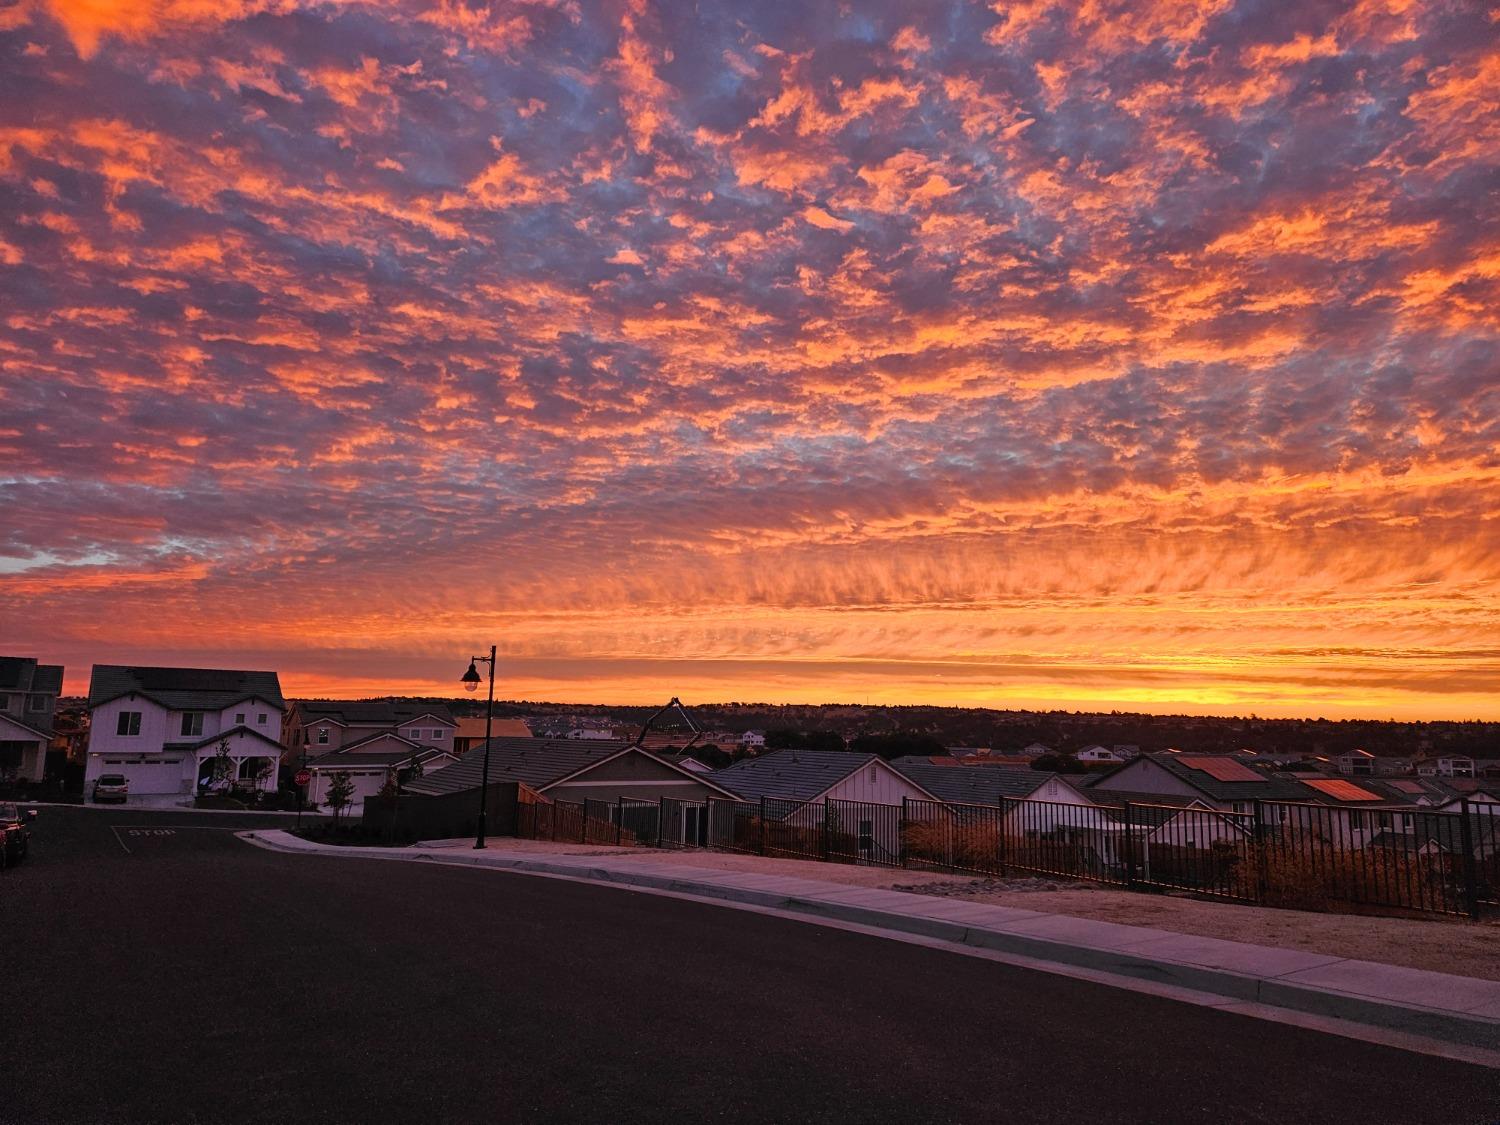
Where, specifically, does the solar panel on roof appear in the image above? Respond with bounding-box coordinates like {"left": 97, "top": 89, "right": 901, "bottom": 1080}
{"left": 1305, "top": 778, "right": 1383, "bottom": 802}
{"left": 1178, "top": 756, "right": 1262, "bottom": 782}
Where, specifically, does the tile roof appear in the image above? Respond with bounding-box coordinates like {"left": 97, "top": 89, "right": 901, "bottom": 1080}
{"left": 402, "top": 737, "right": 631, "bottom": 795}
{"left": 711, "top": 749, "right": 888, "bottom": 802}
{"left": 453, "top": 716, "right": 531, "bottom": 740}
{"left": 89, "top": 665, "right": 284, "bottom": 710}
{"left": 890, "top": 760, "right": 1054, "bottom": 803}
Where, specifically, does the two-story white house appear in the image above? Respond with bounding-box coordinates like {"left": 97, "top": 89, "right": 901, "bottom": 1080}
{"left": 85, "top": 665, "right": 285, "bottom": 799}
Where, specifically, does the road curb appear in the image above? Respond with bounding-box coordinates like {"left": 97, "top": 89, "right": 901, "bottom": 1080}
{"left": 241, "top": 831, "right": 1500, "bottom": 1052}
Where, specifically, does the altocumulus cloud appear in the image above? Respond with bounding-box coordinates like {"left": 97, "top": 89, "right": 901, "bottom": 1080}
{"left": 0, "top": 0, "right": 1497, "bottom": 717}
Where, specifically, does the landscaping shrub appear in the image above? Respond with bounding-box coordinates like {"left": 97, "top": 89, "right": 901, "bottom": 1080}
{"left": 1234, "top": 841, "right": 1445, "bottom": 911}
{"left": 901, "top": 817, "right": 1004, "bottom": 873}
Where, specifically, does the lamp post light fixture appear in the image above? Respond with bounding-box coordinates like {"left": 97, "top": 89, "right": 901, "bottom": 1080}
{"left": 461, "top": 646, "right": 497, "bottom": 848}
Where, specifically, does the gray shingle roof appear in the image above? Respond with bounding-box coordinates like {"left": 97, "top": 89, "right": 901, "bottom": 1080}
{"left": 296, "top": 700, "right": 455, "bottom": 725}
{"left": 161, "top": 726, "right": 285, "bottom": 754}
{"left": 1083, "top": 789, "right": 1210, "bottom": 827}
{"left": 0, "top": 657, "right": 64, "bottom": 695}
{"left": 711, "top": 749, "right": 883, "bottom": 802}
{"left": 402, "top": 737, "right": 631, "bottom": 796}
{"left": 308, "top": 749, "right": 432, "bottom": 769}
{"left": 889, "top": 760, "right": 1053, "bottom": 804}
{"left": 1092, "top": 754, "right": 1316, "bottom": 803}
{"left": 89, "top": 665, "right": 285, "bottom": 710}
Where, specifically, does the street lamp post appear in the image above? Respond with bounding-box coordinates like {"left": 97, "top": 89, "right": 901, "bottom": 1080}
{"left": 461, "top": 646, "right": 497, "bottom": 849}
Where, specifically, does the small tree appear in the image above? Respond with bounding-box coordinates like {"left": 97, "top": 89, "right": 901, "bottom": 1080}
{"left": 324, "top": 770, "right": 355, "bottom": 823}
{"left": 206, "top": 738, "right": 236, "bottom": 792}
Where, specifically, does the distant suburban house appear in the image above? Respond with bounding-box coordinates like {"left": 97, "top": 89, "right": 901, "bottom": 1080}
{"left": 1430, "top": 784, "right": 1500, "bottom": 815}
{"left": 0, "top": 655, "right": 64, "bottom": 784}
{"left": 740, "top": 730, "right": 766, "bottom": 749}
{"left": 1075, "top": 745, "right": 1124, "bottom": 765}
{"left": 1416, "top": 755, "right": 1475, "bottom": 778}
{"left": 85, "top": 665, "right": 285, "bottom": 797}
{"left": 1087, "top": 753, "right": 1315, "bottom": 814}
{"left": 452, "top": 715, "right": 532, "bottom": 754}
{"left": 287, "top": 701, "right": 457, "bottom": 758}
{"left": 1335, "top": 749, "right": 1412, "bottom": 777}
{"left": 1335, "top": 749, "right": 1376, "bottom": 776}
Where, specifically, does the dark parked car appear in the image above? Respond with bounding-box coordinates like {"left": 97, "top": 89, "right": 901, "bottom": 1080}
{"left": 0, "top": 802, "right": 35, "bottom": 868}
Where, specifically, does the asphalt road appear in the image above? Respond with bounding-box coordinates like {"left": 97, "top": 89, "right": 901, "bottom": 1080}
{"left": 2, "top": 808, "right": 1496, "bottom": 1125}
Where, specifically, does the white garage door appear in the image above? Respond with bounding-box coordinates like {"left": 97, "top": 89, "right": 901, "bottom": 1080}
{"left": 103, "top": 758, "right": 187, "bottom": 794}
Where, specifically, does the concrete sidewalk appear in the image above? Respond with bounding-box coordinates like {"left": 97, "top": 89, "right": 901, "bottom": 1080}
{"left": 245, "top": 830, "right": 1500, "bottom": 1056}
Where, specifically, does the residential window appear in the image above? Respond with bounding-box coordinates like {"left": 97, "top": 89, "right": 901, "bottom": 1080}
{"left": 235, "top": 712, "right": 246, "bottom": 725}
{"left": 0, "top": 694, "right": 8, "bottom": 710}
{"left": 257, "top": 713, "right": 267, "bottom": 725}
{"left": 181, "top": 712, "right": 204, "bottom": 737}
{"left": 116, "top": 711, "right": 142, "bottom": 736}
{"left": 431, "top": 729, "right": 445, "bottom": 739}
{"left": 28, "top": 694, "right": 47, "bottom": 711}
{"left": 316, "top": 727, "right": 330, "bottom": 745}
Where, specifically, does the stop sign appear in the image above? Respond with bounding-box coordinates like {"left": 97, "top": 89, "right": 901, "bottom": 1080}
{"left": 295, "top": 769, "right": 312, "bottom": 786}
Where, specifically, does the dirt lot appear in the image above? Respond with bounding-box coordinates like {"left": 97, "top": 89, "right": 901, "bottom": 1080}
{"left": 452, "top": 838, "right": 1500, "bottom": 981}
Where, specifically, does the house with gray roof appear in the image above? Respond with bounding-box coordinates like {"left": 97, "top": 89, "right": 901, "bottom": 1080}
{"left": 0, "top": 656, "right": 64, "bottom": 784}
{"left": 712, "top": 749, "right": 939, "bottom": 806}
{"left": 402, "top": 736, "right": 741, "bottom": 841}
{"left": 888, "top": 757, "right": 1090, "bottom": 807}
{"left": 304, "top": 730, "right": 459, "bottom": 809}
{"left": 287, "top": 699, "right": 457, "bottom": 759}
{"left": 1088, "top": 752, "right": 1316, "bottom": 813}
{"left": 86, "top": 665, "right": 285, "bottom": 800}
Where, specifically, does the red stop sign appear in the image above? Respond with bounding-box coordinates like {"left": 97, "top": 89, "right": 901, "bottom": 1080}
{"left": 295, "top": 769, "right": 312, "bottom": 786}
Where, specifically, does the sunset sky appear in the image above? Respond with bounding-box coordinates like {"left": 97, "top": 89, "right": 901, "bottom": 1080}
{"left": 1, "top": 0, "right": 1497, "bottom": 718}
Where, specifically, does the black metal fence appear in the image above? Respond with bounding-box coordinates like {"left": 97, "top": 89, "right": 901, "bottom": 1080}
{"left": 512, "top": 789, "right": 1498, "bottom": 919}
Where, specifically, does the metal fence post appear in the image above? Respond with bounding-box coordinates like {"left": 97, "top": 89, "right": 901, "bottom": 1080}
{"left": 1459, "top": 799, "right": 1480, "bottom": 919}
{"left": 657, "top": 797, "right": 665, "bottom": 848}
{"left": 899, "top": 797, "right": 908, "bottom": 868}
{"left": 1123, "top": 801, "right": 1136, "bottom": 887}
{"left": 1252, "top": 799, "right": 1268, "bottom": 904}
{"left": 758, "top": 796, "right": 767, "bottom": 856}
{"left": 615, "top": 797, "right": 623, "bottom": 845}
{"left": 997, "top": 798, "right": 1008, "bottom": 876}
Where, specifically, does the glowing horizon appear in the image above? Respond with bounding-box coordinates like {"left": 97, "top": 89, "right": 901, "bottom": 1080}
{"left": 2, "top": 1, "right": 1498, "bottom": 722}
